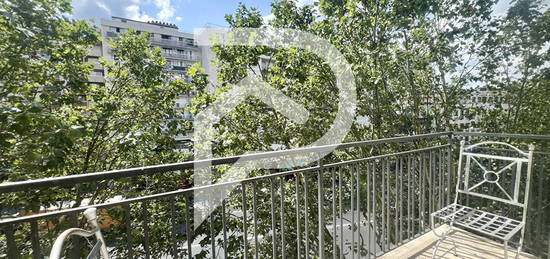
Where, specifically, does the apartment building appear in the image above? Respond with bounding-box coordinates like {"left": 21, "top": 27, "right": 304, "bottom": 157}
{"left": 450, "top": 88, "right": 509, "bottom": 129}
{"left": 86, "top": 17, "right": 208, "bottom": 148}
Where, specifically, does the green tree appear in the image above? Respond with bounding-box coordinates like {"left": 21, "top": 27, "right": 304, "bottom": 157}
{"left": 186, "top": 0, "right": 497, "bottom": 257}
{"left": 0, "top": 0, "right": 99, "bottom": 183}
{"left": 0, "top": 1, "right": 192, "bottom": 256}
{"left": 477, "top": 0, "right": 550, "bottom": 134}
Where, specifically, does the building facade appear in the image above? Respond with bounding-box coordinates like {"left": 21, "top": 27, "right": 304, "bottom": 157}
{"left": 86, "top": 17, "right": 210, "bottom": 147}
{"left": 450, "top": 88, "right": 510, "bottom": 129}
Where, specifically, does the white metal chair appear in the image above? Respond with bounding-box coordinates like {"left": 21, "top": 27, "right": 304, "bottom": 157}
{"left": 49, "top": 208, "right": 110, "bottom": 259}
{"left": 430, "top": 141, "right": 535, "bottom": 259}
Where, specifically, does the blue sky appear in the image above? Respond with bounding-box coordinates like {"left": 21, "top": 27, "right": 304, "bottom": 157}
{"left": 71, "top": 0, "right": 547, "bottom": 33}
{"left": 71, "top": 0, "right": 312, "bottom": 33}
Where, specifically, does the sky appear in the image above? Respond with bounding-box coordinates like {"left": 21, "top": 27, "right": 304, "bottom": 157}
{"left": 71, "top": 0, "right": 548, "bottom": 34}
{"left": 71, "top": 0, "right": 314, "bottom": 33}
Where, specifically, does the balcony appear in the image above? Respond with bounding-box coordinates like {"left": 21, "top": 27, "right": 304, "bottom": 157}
{"left": 163, "top": 52, "right": 200, "bottom": 61}
{"left": 150, "top": 38, "right": 198, "bottom": 49}
{"left": 0, "top": 132, "right": 548, "bottom": 258}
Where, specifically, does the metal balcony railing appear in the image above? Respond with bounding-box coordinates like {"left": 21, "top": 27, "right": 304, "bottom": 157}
{"left": 0, "top": 132, "right": 548, "bottom": 258}
{"left": 163, "top": 52, "right": 200, "bottom": 61}
{"left": 150, "top": 38, "right": 198, "bottom": 49}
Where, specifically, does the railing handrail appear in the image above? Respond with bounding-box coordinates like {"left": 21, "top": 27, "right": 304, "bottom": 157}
{"left": 453, "top": 131, "right": 550, "bottom": 140}
{"left": 0, "top": 132, "right": 452, "bottom": 194}
{"left": 2, "top": 131, "right": 548, "bottom": 194}
{"left": 0, "top": 144, "right": 450, "bottom": 226}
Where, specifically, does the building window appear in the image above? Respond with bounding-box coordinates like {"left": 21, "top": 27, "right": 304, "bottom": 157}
{"left": 161, "top": 34, "right": 171, "bottom": 39}
{"left": 86, "top": 56, "right": 100, "bottom": 63}
{"left": 90, "top": 70, "right": 104, "bottom": 77}
{"left": 179, "top": 37, "right": 183, "bottom": 41}
{"left": 116, "top": 27, "right": 121, "bottom": 33}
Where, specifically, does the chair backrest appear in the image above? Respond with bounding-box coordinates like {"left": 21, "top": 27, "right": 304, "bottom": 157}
{"left": 454, "top": 141, "right": 535, "bottom": 211}
{"left": 49, "top": 208, "right": 110, "bottom": 259}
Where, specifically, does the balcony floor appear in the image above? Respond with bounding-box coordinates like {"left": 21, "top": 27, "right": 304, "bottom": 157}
{"left": 380, "top": 226, "right": 537, "bottom": 259}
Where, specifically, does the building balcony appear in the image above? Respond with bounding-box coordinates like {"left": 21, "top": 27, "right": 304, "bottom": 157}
{"left": 0, "top": 132, "right": 548, "bottom": 258}
{"left": 163, "top": 52, "right": 200, "bottom": 61}
{"left": 150, "top": 38, "right": 199, "bottom": 49}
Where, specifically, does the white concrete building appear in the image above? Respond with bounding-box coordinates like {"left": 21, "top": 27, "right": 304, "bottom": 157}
{"left": 450, "top": 88, "right": 510, "bottom": 129}
{"left": 86, "top": 17, "right": 212, "bottom": 147}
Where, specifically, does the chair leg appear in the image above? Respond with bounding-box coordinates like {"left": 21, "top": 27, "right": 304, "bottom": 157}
{"left": 431, "top": 225, "right": 459, "bottom": 258}
{"left": 504, "top": 240, "right": 508, "bottom": 259}
{"left": 514, "top": 243, "right": 522, "bottom": 259}
{"left": 449, "top": 235, "right": 458, "bottom": 256}
{"left": 432, "top": 239, "right": 443, "bottom": 259}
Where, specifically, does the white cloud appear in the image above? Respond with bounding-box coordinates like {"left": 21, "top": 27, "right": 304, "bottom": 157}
{"left": 175, "top": 16, "right": 183, "bottom": 21}
{"left": 296, "top": 0, "right": 315, "bottom": 7}
{"left": 125, "top": 4, "right": 154, "bottom": 21}
{"left": 72, "top": 0, "right": 177, "bottom": 23}
{"left": 262, "top": 13, "right": 275, "bottom": 24}
{"left": 154, "top": 0, "right": 175, "bottom": 20}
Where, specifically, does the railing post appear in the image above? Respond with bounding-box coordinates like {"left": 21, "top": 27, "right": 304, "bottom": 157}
{"left": 30, "top": 220, "right": 41, "bottom": 259}
{"left": 447, "top": 133, "right": 454, "bottom": 205}
{"left": 68, "top": 213, "right": 81, "bottom": 259}
{"left": 318, "top": 157, "right": 325, "bottom": 258}
{"left": 4, "top": 225, "right": 19, "bottom": 258}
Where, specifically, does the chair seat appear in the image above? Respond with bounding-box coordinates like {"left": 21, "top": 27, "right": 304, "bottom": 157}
{"left": 431, "top": 203, "right": 524, "bottom": 241}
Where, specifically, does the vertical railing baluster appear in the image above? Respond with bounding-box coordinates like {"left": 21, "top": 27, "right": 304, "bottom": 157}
{"left": 242, "top": 183, "right": 248, "bottom": 259}
{"left": 380, "top": 158, "right": 387, "bottom": 252}
{"left": 356, "top": 164, "right": 361, "bottom": 257}
{"left": 210, "top": 210, "right": 215, "bottom": 258}
{"left": 437, "top": 148, "right": 444, "bottom": 210}
{"left": 69, "top": 213, "right": 81, "bottom": 259}
{"left": 281, "top": 177, "right": 286, "bottom": 259}
{"left": 399, "top": 155, "right": 404, "bottom": 244}
{"left": 296, "top": 174, "right": 302, "bottom": 259}
{"left": 372, "top": 160, "right": 377, "bottom": 256}
{"left": 535, "top": 155, "right": 544, "bottom": 251}
{"left": 339, "top": 167, "right": 344, "bottom": 259}
{"left": 407, "top": 154, "right": 411, "bottom": 240}
{"left": 332, "top": 167, "right": 337, "bottom": 259}
{"left": 447, "top": 145, "right": 452, "bottom": 205}
{"left": 5, "top": 224, "right": 19, "bottom": 258}
{"left": 142, "top": 201, "right": 150, "bottom": 259}
{"left": 385, "top": 159, "right": 391, "bottom": 250}
{"left": 222, "top": 199, "right": 228, "bottom": 259}
{"left": 304, "top": 173, "right": 310, "bottom": 259}
{"left": 318, "top": 162, "right": 325, "bottom": 259}
{"left": 419, "top": 152, "right": 425, "bottom": 233}
{"left": 395, "top": 157, "right": 399, "bottom": 247}
{"left": 271, "top": 179, "right": 278, "bottom": 258}
{"left": 351, "top": 164, "right": 355, "bottom": 258}
{"left": 412, "top": 153, "right": 417, "bottom": 237}
{"left": 124, "top": 204, "right": 134, "bottom": 259}
{"left": 170, "top": 197, "right": 178, "bottom": 259}
{"left": 428, "top": 150, "right": 434, "bottom": 215}
{"left": 185, "top": 195, "right": 192, "bottom": 259}
{"left": 30, "top": 220, "right": 41, "bottom": 259}
{"left": 253, "top": 182, "right": 259, "bottom": 259}
{"left": 366, "top": 162, "right": 372, "bottom": 259}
